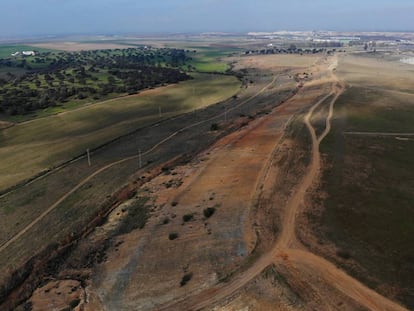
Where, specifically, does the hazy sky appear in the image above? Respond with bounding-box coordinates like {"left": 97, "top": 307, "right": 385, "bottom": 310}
{"left": 2, "top": 0, "right": 414, "bottom": 37}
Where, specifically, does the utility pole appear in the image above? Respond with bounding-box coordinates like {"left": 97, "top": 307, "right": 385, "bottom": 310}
{"left": 138, "top": 149, "right": 142, "bottom": 169}
{"left": 87, "top": 148, "right": 91, "bottom": 166}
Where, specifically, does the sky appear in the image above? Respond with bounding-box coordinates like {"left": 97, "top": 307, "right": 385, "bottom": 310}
{"left": 1, "top": 0, "right": 414, "bottom": 38}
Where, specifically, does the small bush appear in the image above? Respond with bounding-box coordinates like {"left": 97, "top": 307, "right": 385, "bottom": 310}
{"left": 169, "top": 233, "right": 178, "bottom": 240}
{"left": 171, "top": 201, "right": 178, "bottom": 207}
{"left": 336, "top": 249, "right": 351, "bottom": 259}
{"left": 203, "top": 207, "right": 216, "bottom": 218}
{"left": 162, "top": 217, "right": 170, "bottom": 225}
{"left": 69, "top": 299, "right": 81, "bottom": 309}
{"left": 210, "top": 123, "right": 219, "bottom": 131}
{"left": 161, "top": 166, "right": 171, "bottom": 173}
{"left": 182, "top": 214, "right": 194, "bottom": 222}
{"left": 180, "top": 272, "right": 193, "bottom": 286}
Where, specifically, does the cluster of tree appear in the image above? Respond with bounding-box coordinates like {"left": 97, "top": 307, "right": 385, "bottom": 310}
{"left": 0, "top": 47, "right": 191, "bottom": 116}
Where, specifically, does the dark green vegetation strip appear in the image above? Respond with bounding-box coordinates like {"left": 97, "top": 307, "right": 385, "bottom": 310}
{"left": 315, "top": 86, "right": 414, "bottom": 307}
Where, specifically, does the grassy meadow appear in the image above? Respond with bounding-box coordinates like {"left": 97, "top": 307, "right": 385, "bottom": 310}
{"left": 0, "top": 73, "right": 240, "bottom": 191}
{"left": 186, "top": 47, "right": 239, "bottom": 72}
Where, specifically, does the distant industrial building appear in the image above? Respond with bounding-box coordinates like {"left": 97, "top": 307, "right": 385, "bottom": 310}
{"left": 11, "top": 51, "right": 36, "bottom": 57}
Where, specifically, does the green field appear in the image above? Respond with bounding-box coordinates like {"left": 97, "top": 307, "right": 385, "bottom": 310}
{"left": 187, "top": 47, "right": 238, "bottom": 72}
{"left": 0, "top": 73, "right": 240, "bottom": 191}
{"left": 151, "top": 45, "right": 240, "bottom": 73}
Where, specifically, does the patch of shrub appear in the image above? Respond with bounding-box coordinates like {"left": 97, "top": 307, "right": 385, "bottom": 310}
{"left": 180, "top": 272, "right": 193, "bottom": 287}
{"left": 336, "top": 249, "right": 351, "bottom": 259}
{"left": 116, "top": 197, "right": 150, "bottom": 235}
{"left": 203, "top": 207, "right": 216, "bottom": 218}
{"left": 182, "top": 214, "right": 194, "bottom": 222}
{"left": 162, "top": 217, "right": 170, "bottom": 225}
{"left": 169, "top": 233, "right": 178, "bottom": 240}
{"left": 210, "top": 123, "right": 219, "bottom": 131}
{"left": 69, "top": 298, "right": 81, "bottom": 309}
{"left": 161, "top": 166, "right": 171, "bottom": 174}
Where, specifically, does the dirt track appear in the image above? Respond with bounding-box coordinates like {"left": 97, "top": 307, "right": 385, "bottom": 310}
{"left": 157, "top": 57, "right": 408, "bottom": 311}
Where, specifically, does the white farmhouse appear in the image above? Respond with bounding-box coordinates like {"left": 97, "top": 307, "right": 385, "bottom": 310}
{"left": 22, "top": 51, "right": 36, "bottom": 56}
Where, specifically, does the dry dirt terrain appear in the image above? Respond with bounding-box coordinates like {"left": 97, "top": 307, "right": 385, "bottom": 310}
{"left": 13, "top": 53, "right": 410, "bottom": 311}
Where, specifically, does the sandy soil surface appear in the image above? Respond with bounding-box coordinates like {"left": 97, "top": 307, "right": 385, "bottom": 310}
{"left": 32, "top": 42, "right": 136, "bottom": 51}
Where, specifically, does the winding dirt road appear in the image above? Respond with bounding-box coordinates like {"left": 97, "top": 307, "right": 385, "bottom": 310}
{"left": 158, "top": 58, "right": 408, "bottom": 311}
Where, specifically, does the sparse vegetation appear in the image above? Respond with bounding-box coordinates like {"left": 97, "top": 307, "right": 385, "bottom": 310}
{"left": 210, "top": 123, "right": 219, "bottom": 131}
{"left": 69, "top": 298, "right": 81, "bottom": 309}
{"left": 180, "top": 272, "right": 193, "bottom": 287}
{"left": 182, "top": 214, "right": 194, "bottom": 222}
{"left": 203, "top": 207, "right": 216, "bottom": 218}
{"left": 115, "top": 197, "right": 150, "bottom": 235}
{"left": 336, "top": 249, "right": 351, "bottom": 260}
{"left": 168, "top": 233, "right": 178, "bottom": 240}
